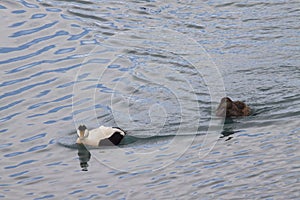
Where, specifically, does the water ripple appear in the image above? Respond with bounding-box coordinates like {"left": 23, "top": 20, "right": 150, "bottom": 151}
{"left": 8, "top": 21, "right": 27, "bottom": 28}
{"left": 0, "top": 78, "right": 57, "bottom": 99}
{"left": 0, "top": 30, "right": 68, "bottom": 54}
{"left": 34, "top": 194, "right": 55, "bottom": 200}
{"left": 0, "top": 45, "right": 56, "bottom": 64}
{"left": 12, "top": 10, "right": 26, "bottom": 14}
{"left": 0, "top": 4, "right": 6, "bottom": 9}
{"left": 0, "top": 112, "right": 21, "bottom": 123}
{"left": 31, "top": 13, "right": 47, "bottom": 19}
{"left": 0, "top": 0, "right": 299, "bottom": 199}
{"left": 9, "top": 21, "right": 58, "bottom": 38}
{"left": 4, "top": 144, "right": 48, "bottom": 158}
{"left": 0, "top": 100, "right": 24, "bottom": 111}
{"left": 68, "top": 28, "right": 90, "bottom": 40}
{"left": 5, "top": 160, "right": 37, "bottom": 169}
{"left": 9, "top": 170, "right": 29, "bottom": 178}
{"left": 18, "top": 0, "right": 39, "bottom": 8}
{"left": 20, "top": 133, "right": 47, "bottom": 143}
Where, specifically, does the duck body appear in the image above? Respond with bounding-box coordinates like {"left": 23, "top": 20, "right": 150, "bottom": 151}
{"left": 216, "top": 97, "right": 251, "bottom": 117}
{"left": 76, "top": 125, "right": 126, "bottom": 146}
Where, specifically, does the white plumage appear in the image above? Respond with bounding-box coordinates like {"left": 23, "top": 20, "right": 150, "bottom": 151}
{"left": 76, "top": 125, "right": 126, "bottom": 146}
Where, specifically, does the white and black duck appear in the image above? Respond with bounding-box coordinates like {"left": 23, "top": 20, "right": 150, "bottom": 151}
{"left": 76, "top": 125, "right": 126, "bottom": 147}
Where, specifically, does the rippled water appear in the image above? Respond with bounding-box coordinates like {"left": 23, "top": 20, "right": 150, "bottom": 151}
{"left": 1, "top": 0, "right": 299, "bottom": 199}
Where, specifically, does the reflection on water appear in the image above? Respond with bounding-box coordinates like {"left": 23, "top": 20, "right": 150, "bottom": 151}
{"left": 220, "top": 129, "right": 238, "bottom": 141}
{"left": 77, "top": 144, "right": 91, "bottom": 171}
{"left": 1, "top": 0, "right": 299, "bottom": 199}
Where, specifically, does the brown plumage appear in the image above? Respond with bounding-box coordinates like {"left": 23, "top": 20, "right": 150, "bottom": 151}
{"left": 216, "top": 97, "right": 251, "bottom": 117}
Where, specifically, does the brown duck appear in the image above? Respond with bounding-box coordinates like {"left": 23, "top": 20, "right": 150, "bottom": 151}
{"left": 216, "top": 97, "right": 251, "bottom": 117}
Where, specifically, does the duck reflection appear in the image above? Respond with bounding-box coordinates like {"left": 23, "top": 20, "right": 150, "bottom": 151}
{"left": 220, "top": 128, "right": 238, "bottom": 141}
{"left": 220, "top": 118, "right": 240, "bottom": 141}
{"left": 77, "top": 144, "right": 91, "bottom": 171}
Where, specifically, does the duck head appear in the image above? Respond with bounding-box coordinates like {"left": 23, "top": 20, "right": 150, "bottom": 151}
{"left": 77, "top": 125, "right": 89, "bottom": 139}
{"left": 216, "top": 97, "right": 233, "bottom": 117}
{"left": 216, "top": 97, "right": 251, "bottom": 117}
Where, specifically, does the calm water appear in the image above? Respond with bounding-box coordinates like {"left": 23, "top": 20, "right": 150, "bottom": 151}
{"left": 1, "top": 0, "right": 299, "bottom": 199}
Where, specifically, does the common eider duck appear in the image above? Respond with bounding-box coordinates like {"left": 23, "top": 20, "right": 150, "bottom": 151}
{"left": 216, "top": 97, "right": 251, "bottom": 117}
{"left": 76, "top": 125, "right": 126, "bottom": 146}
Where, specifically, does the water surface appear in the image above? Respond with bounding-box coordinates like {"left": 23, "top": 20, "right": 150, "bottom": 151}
{"left": 0, "top": 0, "right": 299, "bottom": 199}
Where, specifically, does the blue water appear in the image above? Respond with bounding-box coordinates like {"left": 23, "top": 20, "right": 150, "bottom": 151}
{"left": 1, "top": 0, "right": 299, "bottom": 199}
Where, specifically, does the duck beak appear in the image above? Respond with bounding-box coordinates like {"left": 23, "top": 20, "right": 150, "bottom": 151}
{"left": 79, "top": 130, "right": 85, "bottom": 139}
{"left": 77, "top": 129, "right": 85, "bottom": 139}
{"left": 216, "top": 101, "right": 227, "bottom": 117}
{"left": 216, "top": 107, "right": 226, "bottom": 117}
